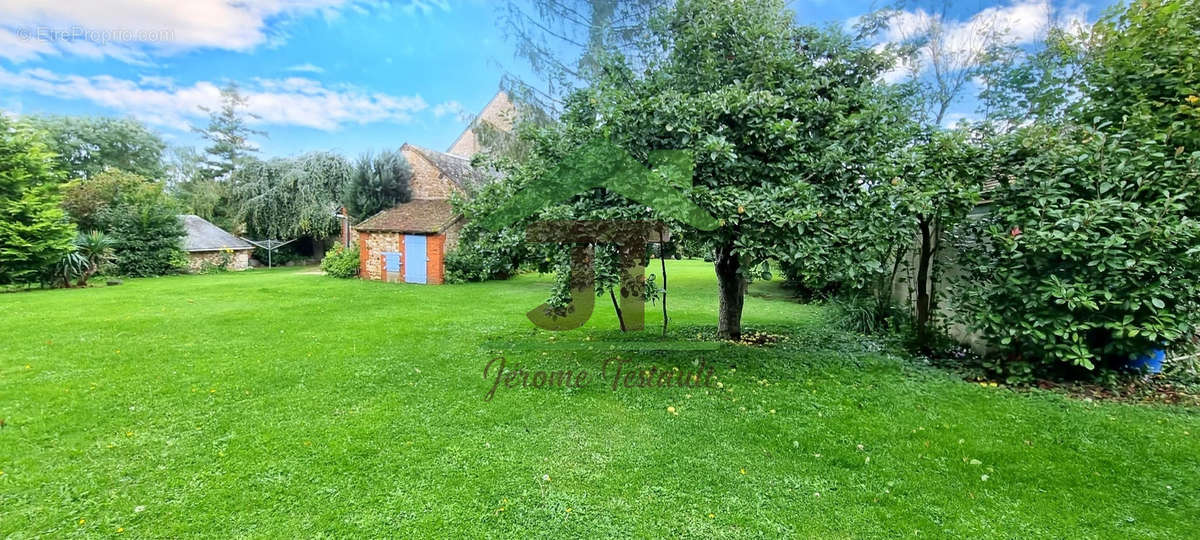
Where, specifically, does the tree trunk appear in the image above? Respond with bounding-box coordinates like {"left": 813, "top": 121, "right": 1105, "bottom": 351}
{"left": 928, "top": 219, "right": 943, "bottom": 320}
{"left": 915, "top": 216, "right": 933, "bottom": 344}
{"left": 660, "top": 250, "right": 669, "bottom": 337}
{"left": 714, "top": 243, "right": 746, "bottom": 340}
{"left": 609, "top": 289, "right": 626, "bottom": 332}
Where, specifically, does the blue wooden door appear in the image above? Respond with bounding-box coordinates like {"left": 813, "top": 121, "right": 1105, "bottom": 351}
{"left": 403, "top": 235, "right": 427, "bottom": 284}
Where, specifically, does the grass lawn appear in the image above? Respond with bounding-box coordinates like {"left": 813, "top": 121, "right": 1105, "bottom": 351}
{"left": 1, "top": 260, "right": 1198, "bottom": 537}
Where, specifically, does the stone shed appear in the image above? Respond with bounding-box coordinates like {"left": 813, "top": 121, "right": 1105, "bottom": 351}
{"left": 355, "top": 199, "right": 463, "bottom": 284}
{"left": 180, "top": 214, "right": 254, "bottom": 271}
{"left": 353, "top": 90, "right": 512, "bottom": 285}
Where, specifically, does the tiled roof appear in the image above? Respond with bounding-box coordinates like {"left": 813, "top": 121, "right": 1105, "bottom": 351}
{"left": 180, "top": 215, "right": 254, "bottom": 252}
{"left": 406, "top": 144, "right": 494, "bottom": 194}
{"left": 353, "top": 198, "right": 461, "bottom": 233}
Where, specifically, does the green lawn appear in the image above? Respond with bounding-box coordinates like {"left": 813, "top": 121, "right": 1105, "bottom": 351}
{"left": 1, "top": 260, "right": 1197, "bottom": 537}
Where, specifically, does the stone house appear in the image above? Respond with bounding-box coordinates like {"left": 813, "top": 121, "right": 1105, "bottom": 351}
{"left": 180, "top": 214, "right": 255, "bottom": 272}
{"left": 354, "top": 91, "right": 514, "bottom": 284}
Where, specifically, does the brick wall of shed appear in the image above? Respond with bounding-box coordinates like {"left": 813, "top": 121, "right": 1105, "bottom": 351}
{"left": 426, "top": 234, "right": 445, "bottom": 285}
{"left": 358, "top": 231, "right": 451, "bottom": 285}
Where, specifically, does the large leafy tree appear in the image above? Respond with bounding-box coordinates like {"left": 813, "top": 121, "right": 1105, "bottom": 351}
{"left": 344, "top": 149, "right": 412, "bottom": 219}
{"left": 614, "top": 0, "right": 905, "bottom": 338}
{"left": 0, "top": 117, "right": 76, "bottom": 285}
{"left": 24, "top": 116, "right": 167, "bottom": 180}
{"left": 469, "top": 0, "right": 905, "bottom": 339}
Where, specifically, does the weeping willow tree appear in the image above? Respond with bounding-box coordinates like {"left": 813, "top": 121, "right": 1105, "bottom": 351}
{"left": 234, "top": 152, "right": 352, "bottom": 242}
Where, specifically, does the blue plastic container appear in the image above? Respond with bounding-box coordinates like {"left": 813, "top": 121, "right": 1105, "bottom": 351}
{"left": 1126, "top": 348, "right": 1165, "bottom": 374}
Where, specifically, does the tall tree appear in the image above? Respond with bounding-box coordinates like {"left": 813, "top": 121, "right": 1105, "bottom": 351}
{"left": 179, "top": 83, "right": 265, "bottom": 232}
{"left": 855, "top": 0, "right": 1030, "bottom": 343}
{"left": 194, "top": 83, "right": 265, "bottom": 181}
{"left": 871, "top": 0, "right": 1015, "bottom": 126}
{"left": 0, "top": 116, "right": 76, "bottom": 285}
{"left": 977, "top": 26, "right": 1086, "bottom": 131}
{"left": 25, "top": 116, "right": 167, "bottom": 180}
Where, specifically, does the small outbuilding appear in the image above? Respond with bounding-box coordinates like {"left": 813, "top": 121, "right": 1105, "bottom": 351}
{"left": 180, "top": 214, "right": 255, "bottom": 272}
{"left": 355, "top": 91, "right": 514, "bottom": 285}
{"left": 355, "top": 198, "right": 462, "bottom": 284}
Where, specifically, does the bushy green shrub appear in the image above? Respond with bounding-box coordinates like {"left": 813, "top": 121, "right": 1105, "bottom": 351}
{"left": 953, "top": 126, "right": 1200, "bottom": 372}
{"left": 104, "top": 202, "right": 186, "bottom": 277}
{"left": 444, "top": 226, "right": 531, "bottom": 283}
{"left": 951, "top": 0, "right": 1200, "bottom": 377}
{"left": 320, "top": 244, "right": 359, "bottom": 278}
{"left": 61, "top": 169, "right": 185, "bottom": 277}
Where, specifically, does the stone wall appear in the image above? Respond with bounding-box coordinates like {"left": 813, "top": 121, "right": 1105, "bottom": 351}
{"left": 443, "top": 219, "right": 465, "bottom": 253}
{"left": 403, "top": 146, "right": 463, "bottom": 200}
{"left": 360, "top": 231, "right": 401, "bottom": 281}
{"left": 186, "top": 249, "right": 252, "bottom": 272}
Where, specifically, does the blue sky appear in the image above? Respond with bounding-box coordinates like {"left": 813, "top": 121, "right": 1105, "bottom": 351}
{"left": 0, "top": 1, "right": 1111, "bottom": 159}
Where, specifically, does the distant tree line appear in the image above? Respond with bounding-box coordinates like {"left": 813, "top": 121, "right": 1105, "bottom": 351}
{"left": 0, "top": 83, "right": 413, "bottom": 286}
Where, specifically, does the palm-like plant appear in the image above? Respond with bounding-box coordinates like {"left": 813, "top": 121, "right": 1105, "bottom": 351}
{"left": 74, "top": 231, "right": 116, "bottom": 287}
{"left": 44, "top": 252, "right": 88, "bottom": 289}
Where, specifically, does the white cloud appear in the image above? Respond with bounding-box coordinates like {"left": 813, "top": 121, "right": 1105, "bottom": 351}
{"left": 432, "top": 100, "right": 472, "bottom": 123}
{"left": 399, "top": 0, "right": 450, "bottom": 16}
{"left": 0, "top": 0, "right": 366, "bottom": 63}
{"left": 0, "top": 27, "right": 54, "bottom": 62}
{"left": 286, "top": 63, "right": 325, "bottom": 73}
{"left": 0, "top": 66, "right": 428, "bottom": 131}
{"left": 880, "top": 0, "right": 1055, "bottom": 82}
